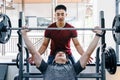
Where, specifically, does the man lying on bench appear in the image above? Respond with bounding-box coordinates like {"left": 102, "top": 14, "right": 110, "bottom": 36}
{"left": 21, "top": 26, "right": 103, "bottom": 80}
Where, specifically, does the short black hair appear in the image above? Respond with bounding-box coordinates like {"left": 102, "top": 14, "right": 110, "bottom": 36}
{"left": 55, "top": 4, "right": 67, "bottom": 12}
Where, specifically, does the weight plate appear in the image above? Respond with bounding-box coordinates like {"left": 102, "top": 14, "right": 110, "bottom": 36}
{"left": 112, "top": 15, "right": 120, "bottom": 45}
{"left": 0, "top": 14, "right": 12, "bottom": 44}
{"left": 105, "top": 47, "right": 117, "bottom": 74}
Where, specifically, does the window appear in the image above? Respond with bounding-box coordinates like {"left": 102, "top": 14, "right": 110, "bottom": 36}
{"left": 0, "top": 0, "right": 98, "bottom": 63}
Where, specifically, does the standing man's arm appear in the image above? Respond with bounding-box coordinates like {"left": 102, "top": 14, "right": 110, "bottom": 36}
{"left": 72, "top": 37, "right": 93, "bottom": 63}
{"left": 72, "top": 37, "right": 84, "bottom": 55}
{"left": 38, "top": 37, "right": 50, "bottom": 55}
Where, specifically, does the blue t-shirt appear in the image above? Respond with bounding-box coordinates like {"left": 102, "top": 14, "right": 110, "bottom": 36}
{"left": 37, "top": 60, "right": 84, "bottom": 80}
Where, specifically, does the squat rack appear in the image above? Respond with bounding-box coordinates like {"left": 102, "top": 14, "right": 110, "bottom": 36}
{"left": 15, "top": 11, "right": 107, "bottom": 80}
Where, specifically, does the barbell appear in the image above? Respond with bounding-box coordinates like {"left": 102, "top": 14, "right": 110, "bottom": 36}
{"left": 0, "top": 12, "right": 118, "bottom": 76}
{"left": 0, "top": 14, "right": 120, "bottom": 44}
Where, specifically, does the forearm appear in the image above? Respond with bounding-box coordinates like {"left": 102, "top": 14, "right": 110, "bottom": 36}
{"left": 86, "top": 35, "right": 100, "bottom": 56}
{"left": 21, "top": 27, "right": 43, "bottom": 67}
{"left": 22, "top": 34, "right": 43, "bottom": 67}
{"left": 38, "top": 45, "right": 47, "bottom": 55}
{"left": 22, "top": 34, "right": 37, "bottom": 55}
{"left": 38, "top": 37, "right": 49, "bottom": 55}
{"left": 80, "top": 35, "right": 100, "bottom": 68}
{"left": 72, "top": 37, "right": 84, "bottom": 55}
{"left": 75, "top": 45, "right": 84, "bottom": 55}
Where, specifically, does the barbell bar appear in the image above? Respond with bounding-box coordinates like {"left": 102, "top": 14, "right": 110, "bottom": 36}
{"left": 4, "top": 27, "right": 116, "bottom": 31}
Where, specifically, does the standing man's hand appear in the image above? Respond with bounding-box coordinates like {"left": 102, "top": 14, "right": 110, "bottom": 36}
{"left": 87, "top": 57, "right": 93, "bottom": 64}
{"left": 28, "top": 53, "right": 42, "bottom": 67}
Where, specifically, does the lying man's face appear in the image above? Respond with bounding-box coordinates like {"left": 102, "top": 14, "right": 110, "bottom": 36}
{"left": 54, "top": 51, "right": 68, "bottom": 64}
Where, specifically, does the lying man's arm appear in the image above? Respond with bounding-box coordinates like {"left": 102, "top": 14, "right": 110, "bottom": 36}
{"left": 73, "top": 35, "right": 101, "bottom": 75}
{"left": 80, "top": 35, "right": 100, "bottom": 68}
{"left": 80, "top": 26, "right": 102, "bottom": 68}
{"left": 21, "top": 28, "right": 42, "bottom": 67}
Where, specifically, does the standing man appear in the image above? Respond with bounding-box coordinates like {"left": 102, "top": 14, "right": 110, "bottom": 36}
{"left": 38, "top": 4, "right": 98, "bottom": 64}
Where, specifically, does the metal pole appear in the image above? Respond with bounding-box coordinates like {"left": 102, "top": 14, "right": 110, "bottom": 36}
{"left": 21, "top": 0, "right": 25, "bottom": 12}
{"left": 2, "top": 0, "right": 6, "bottom": 56}
{"left": 2, "top": 0, "right": 6, "bottom": 13}
{"left": 25, "top": 47, "right": 30, "bottom": 80}
{"left": 96, "top": 47, "right": 100, "bottom": 80}
{"left": 18, "top": 12, "right": 24, "bottom": 80}
{"left": 51, "top": 0, "right": 57, "bottom": 22}
{"left": 100, "top": 11, "right": 106, "bottom": 80}
{"left": 115, "top": 0, "right": 119, "bottom": 63}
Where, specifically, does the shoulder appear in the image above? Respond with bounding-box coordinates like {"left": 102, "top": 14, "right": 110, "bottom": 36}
{"left": 65, "top": 23, "right": 78, "bottom": 37}
{"left": 48, "top": 22, "right": 56, "bottom": 28}
{"left": 37, "top": 60, "right": 48, "bottom": 73}
{"left": 73, "top": 61, "right": 85, "bottom": 75}
{"left": 65, "top": 23, "right": 75, "bottom": 28}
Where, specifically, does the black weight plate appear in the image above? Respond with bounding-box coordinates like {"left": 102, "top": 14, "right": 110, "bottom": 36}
{"left": 106, "top": 47, "right": 117, "bottom": 74}
{"left": 105, "top": 50, "right": 110, "bottom": 69}
{"left": 0, "top": 14, "right": 12, "bottom": 44}
{"left": 109, "top": 47, "right": 117, "bottom": 74}
{"left": 112, "top": 15, "right": 120, "bottom": 45}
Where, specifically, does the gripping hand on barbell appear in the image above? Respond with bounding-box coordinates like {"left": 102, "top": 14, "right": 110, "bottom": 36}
{"left": 21, "top": 26, "right": 31, "bottom": 36}
{"left": 92, "top": 26, "right": 105, "bottom": 37}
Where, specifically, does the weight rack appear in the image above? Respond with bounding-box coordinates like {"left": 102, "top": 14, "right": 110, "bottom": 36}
{"left": 16, "top": 11, "right": 106, "bottom": 80}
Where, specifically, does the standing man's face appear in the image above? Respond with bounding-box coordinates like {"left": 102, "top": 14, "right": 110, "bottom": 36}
{"left": 55, "top": 9, "right": 67, "bottom": 22}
